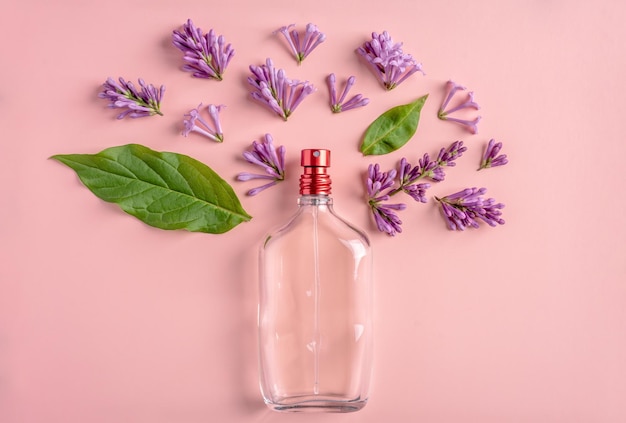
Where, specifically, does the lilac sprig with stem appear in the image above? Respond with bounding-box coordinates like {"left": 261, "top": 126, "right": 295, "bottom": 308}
{"left": 435, "top": 187, "right": 505, "bottom": 231}
{"left": 438, "top": 80, "right": 481, "bottom": 134}
{"left": 98, "top": 77, "right": 165, "bottom": 119}
{"left": 182, "top": 103, "right": 225, "bottom": 142}
{"left": 248, "top": 58, "right": 316, "bottom": 121}
{"left": 478, "top": 138, "right": 508, "bottom": 170}
{"left": 357, "top": 30, "right": 425, "bottom": 90}
{"left": 274, "top": 23, "right": 326, "bottom": 64}
{"left": 172, "top": 19, "right": 234, "bottom": 80}
{"left": 366, "top": 141, "right": 466, "bottom": 236}
{"left": 327, "top": 73, "right": 369, "bottom": 113}
{"left": 236, "top": 134, "right": 286, "bottom": 196}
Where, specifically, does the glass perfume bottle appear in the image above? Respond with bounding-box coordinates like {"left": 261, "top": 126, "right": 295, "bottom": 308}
{"left": 258, "top": 149, "right": 373, "bottom": 412}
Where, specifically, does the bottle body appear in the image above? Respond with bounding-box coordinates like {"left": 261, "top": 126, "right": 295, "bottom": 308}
{"left": 258, "top": 195, "right": 373, "bottom": 412}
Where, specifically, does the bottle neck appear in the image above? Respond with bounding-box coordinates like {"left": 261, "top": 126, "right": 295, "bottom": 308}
{"left": 298, "top": 194, "right": 333, "bottom": 206}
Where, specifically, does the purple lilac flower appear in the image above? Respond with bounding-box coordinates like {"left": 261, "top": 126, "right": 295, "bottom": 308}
{"left": 365, "top": 141, "right": 467, "bottom": 235}
{"left": 236, "top": 134, "right": 286, "bottom": 196}
{"left": 248, "top": 58, "right": 315, "bottom": 120}
{"left": 98, "top": 77, "right": 165, "bottom": 119}
{"left": 366, "top": 163, "right": 407, "bottom": 236}
{"left": 367, "top": 163, "right": 397, "bottom": 201}
{"left": 275, "top": 23, "right": 326, "bottom": 64}
{"left": 172, "top": 19, "right": 234, "bottom": 80}
{"left": 182, "top": 103, "right": 225, "bottom": 142}
{"left": 396, "top": 158, "right": 431, "bottom": 203}
{"left": 371, "top": 202, "right": 406, "bottom": 236}
{"left": 389, "top": 142, "right": 465, "bottom": 200}
{"left": 478, "top": 138, "right": 508, "bottom": 170}
{"left": 327, "top": 73, "right": 369, "bottom": 113}
{"left": 435, "top": 187, "right": 505, "bottom": 231}
{"left": 357, "top": 31, "right": 424, "bottom": 90}
{"left": 412, "top": 140, "right": 467, "bottom": 183}
{"left": 438, "top": 80, "right": 481, "bottom": 134}
{"left": 435, "top": 140, "right": 467, "bottom": 169}
{"left": 444, "top": 116, "right": 482, "bottom": 135}
{"left": 438, "top": 80, "right": 467, "bottom": 115}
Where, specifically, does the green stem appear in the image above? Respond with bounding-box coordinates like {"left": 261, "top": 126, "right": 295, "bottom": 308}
{"left": 386, "top": 186, "right": 404, "bottom": 197}
{"left": 477, "top": 160, "right": 490, "bottom": 171}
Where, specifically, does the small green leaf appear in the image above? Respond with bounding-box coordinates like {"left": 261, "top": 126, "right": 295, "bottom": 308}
{"left": 360, "top": 94, "right": 428, "bottom": 156}
{"left": 51, "top": 144, "right": 251, "bottom": 234}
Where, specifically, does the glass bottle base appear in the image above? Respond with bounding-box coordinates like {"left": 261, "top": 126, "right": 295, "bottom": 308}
{"left": 265, "top": 396, "right": 367, "bottom": 413}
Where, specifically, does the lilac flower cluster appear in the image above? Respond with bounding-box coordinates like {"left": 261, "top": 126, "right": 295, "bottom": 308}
{"left": 327, "top": 74, "right": 369, "bottom": 113}
{"left": 435, "top": 187, "right": 505, "bottom": 231}
{"left": 479, "top": 138, "right": 508, "bottom": 170}
{"left": 98, "top": 77, "right": 165, "bottom": 119}
{"left": 248, "top": 58, "right": 316, "bottom": 120}
{"left": 182, "top": 103, "right": 225, "bottom": 142}
{"left": 366, "top": 141, "right": 466, "bottom": 236}
{"left": 357, "top": 31, "right": 425, "bottom": 90}
{"left": 172, "top": 19, "right": 234, "bottom": 80}
{"left": 418, "top": 140, "right": 467, "bottom": 182}
{"left": 438, "top": 80, "right": 481, "bottom": 134}
{"left": 236, "top": 134, "right": 286, "bottom": 196}
{"left": 367, "top": 164, "right": 407, "bottom": 235}
{"left": 275, "top": 23, "right": 326, "bottom": 64}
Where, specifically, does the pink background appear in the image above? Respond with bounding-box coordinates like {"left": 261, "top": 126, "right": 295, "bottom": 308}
{"left": 1, "top": 0, "right": 625, "bottom": 422}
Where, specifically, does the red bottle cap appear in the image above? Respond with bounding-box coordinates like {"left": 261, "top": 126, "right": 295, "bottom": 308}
{"left": 300, "top": 149, "right": 332, "bottom": 195}
{"left": 301, "top": 149, "right": 330, "bottom": 167}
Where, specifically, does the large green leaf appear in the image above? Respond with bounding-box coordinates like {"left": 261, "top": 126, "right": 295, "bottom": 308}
{"left": 360, "top": 94, "right": 428, "bottom": 156}
{"left": 51, "top": 144, "right": 251, "bottom": 234}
